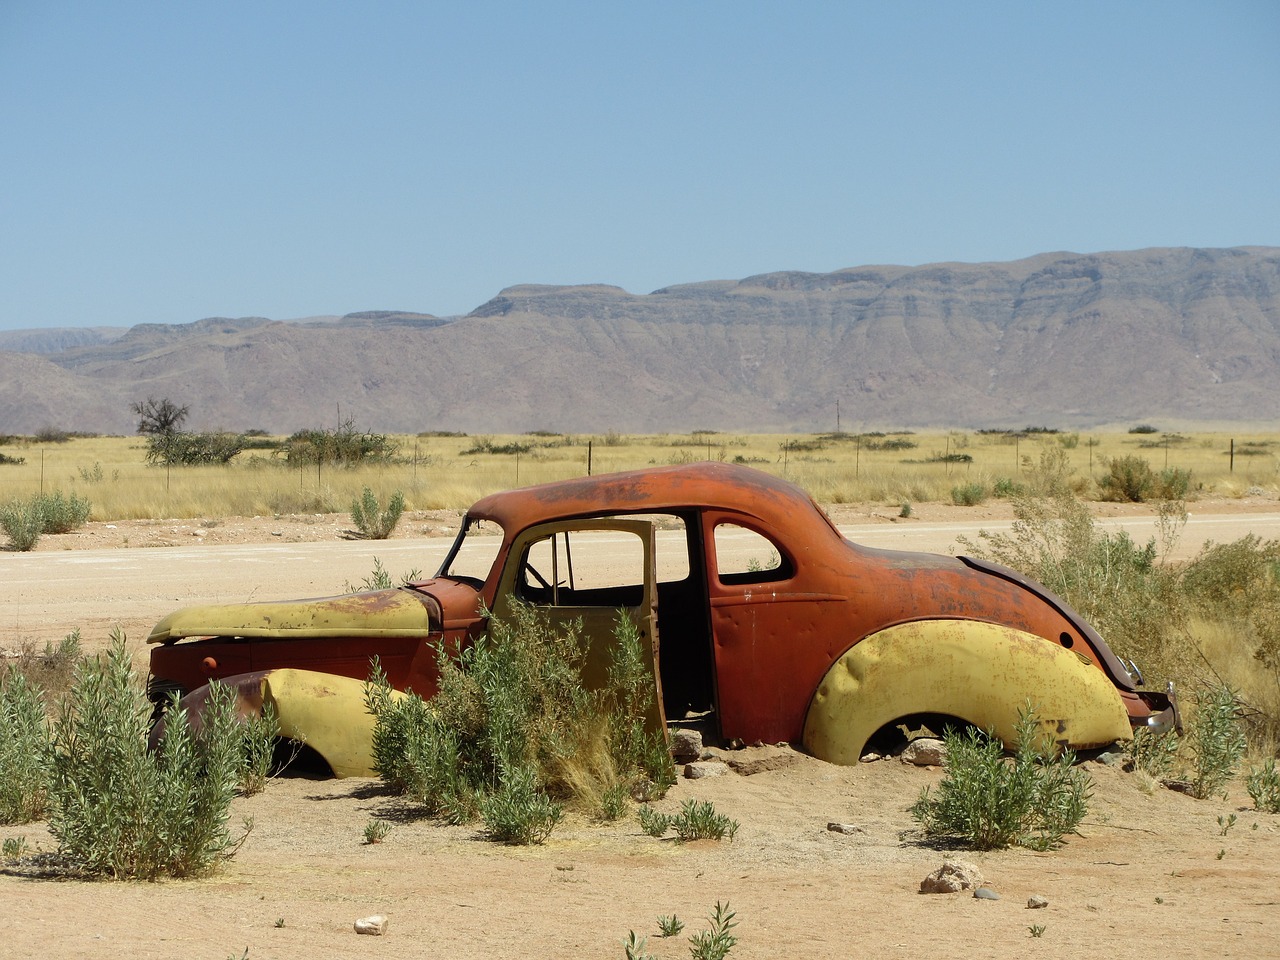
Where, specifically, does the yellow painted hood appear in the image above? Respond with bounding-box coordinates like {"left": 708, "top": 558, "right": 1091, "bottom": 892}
{"left": 147, "top": 588, "right": 438, "bottom": 644}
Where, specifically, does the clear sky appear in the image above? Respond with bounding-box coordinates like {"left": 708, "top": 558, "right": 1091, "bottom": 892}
{"left": 1, "top": 1, "right": 1277, "bottom": 331}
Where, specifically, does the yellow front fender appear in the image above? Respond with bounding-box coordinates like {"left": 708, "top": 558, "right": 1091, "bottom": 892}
{"left": 260, "top": 669, "right": 399, "bottom": 778}
{"left": 802, "top": 620, "right": 1131, "bottom": 765}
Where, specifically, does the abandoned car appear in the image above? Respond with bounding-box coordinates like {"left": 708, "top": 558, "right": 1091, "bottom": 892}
{"left": 147, "top": 462, "right": 1177, "bottom": 776}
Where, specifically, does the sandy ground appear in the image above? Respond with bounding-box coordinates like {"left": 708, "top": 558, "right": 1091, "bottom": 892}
{"left": 3, "top": 497, "right": 1280, "bottom": 959}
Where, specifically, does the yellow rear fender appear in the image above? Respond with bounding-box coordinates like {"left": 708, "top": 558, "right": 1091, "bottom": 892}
{"left": 802, "top": 620, "right": 1131, "bottom": 765}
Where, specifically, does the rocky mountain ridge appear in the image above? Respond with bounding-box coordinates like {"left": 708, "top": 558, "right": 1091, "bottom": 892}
{"left": 1, "top": 247, "right": 1276, "bottom": 435}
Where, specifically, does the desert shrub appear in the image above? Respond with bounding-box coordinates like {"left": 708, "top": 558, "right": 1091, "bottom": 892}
{"left": 46, "top": 633, "right": 245, "bottom": 879}
{"left": 910, "top": 706, "right": 1091, "bottom": 851}
{"left": 344, "top": 556, "right": 422, "bottom": 593}
{"left": 1124, "top": 726, "right": 1179, "bottom": 780}
{"left": 1100, "top": 455, "right": 1155, "bottom": 502}
{"left": 1247, "top": 759, "right": 1280, "bottom": 813}
{"left": 670, "top": 799, "right": 738, "bottom": 841}
{"left": 950, "top": 482, "right": 986, "bottom": 506}
{"left": 365, "top": 603, "right": 672, "bottom": 843}
{"left": 1184, "top": 683, "right": 1247, "bottom": 800}
{"left": 479, "top": 765, "right": 563, "bottom": 844}
{"left": 145, "top": 431, "right": 247, "bottom": 465}
{"left": 349, "top": 487, "right": 405, "bottom": 540}
{"left": 0, "top": 671, "right": 53, "bottom": 823}
{"left": 285, "top": 417, "right": 397, "bottom": 465}
{"left": 238, "top": 701, "right": 278, "bottom": 796}
{"left": 1157, "top": 467, "right": 1192, "bottom": 500}
{"left": 1, "top": 497, "right": 44, "bottom": 550}
{"left": 1129, "top": 424, "right": 1159, "bottom": 434}
{"left": 992, "top": 476, "right": 1024, "bottom": 498}
{"left": 38, "top": 490, "right": 92, "bottom": 533}
{"left": 0, "top": 452, "right": 25, "bottom": 465}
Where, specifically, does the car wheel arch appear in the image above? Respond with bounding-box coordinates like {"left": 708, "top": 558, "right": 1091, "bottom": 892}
{"left": 801, "top": 619, "right": 1132, "bottom": 765}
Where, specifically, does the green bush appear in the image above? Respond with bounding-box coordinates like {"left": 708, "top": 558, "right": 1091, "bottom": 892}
{"left": 950, "top": 482, "right": 987, "bottom": 506}
{"left": 47, "top": 633, "right": 245, "bottom": 879}
{"left": 38, "top": 490, "right": 92, "bottom": 534}
{"left": 1, "top": 497, "right": 44, "bottom": 550}
{"left": 1185, "top": 683, "right": 1246, "bottom": 800}
{"left": 1247, "top": 759, "right": 1280, "bottom": 813}
{"left": 350, "top": 487, "right": 405, "bottom": 540}
{"left": 0, "top": 671, "right": 53, "bottom": 823}
{"left": 284, "top": 417, "right": 397, "bottom": 465}
{"left": 0, "top": 490, "right": 92, "bottom": 550}
{"left": 1156, "top": 466, "right": 1192, "bottom": 500}
{"left": 1100, "top": 455, "right": 1155, "bottom": 502}
{"left": 910, "top": 706, "right": 1091, "bottom": 850}
{"left": 145, "top": 431, "right": 247, "bottom": 465}
{"left": 364, "top": 603, "right": 673, "bottom": 843}
{"left": 1124, "top": 726, "right": 1179, "bottom": 780}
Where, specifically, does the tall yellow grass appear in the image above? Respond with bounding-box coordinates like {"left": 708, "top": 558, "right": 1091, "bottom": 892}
{"left": 0, "top": 429, "right": 1275, "bottom": 521}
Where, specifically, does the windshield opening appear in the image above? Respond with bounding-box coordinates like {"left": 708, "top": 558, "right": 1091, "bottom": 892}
{"left": 438, "top": 516, "right": 506, "bottom": 586}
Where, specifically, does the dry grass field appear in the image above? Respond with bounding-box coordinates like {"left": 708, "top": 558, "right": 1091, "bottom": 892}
{"left": 1, "top": 428, "right": 1276, "bottom": 522}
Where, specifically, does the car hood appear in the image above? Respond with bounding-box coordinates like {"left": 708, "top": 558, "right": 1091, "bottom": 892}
{"left": 147, "top": 587, "right": 443, "bottom": 644}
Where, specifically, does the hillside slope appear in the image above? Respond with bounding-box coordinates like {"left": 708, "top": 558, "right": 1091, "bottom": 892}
{"left": 1, "top": 247, "right": 1276, "bottom": 434}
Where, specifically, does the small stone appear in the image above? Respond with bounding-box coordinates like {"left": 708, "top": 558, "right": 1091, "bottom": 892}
{"left": 901, "top": 738, "right": 947, "bottom": 766}
{"left": 669, "top": 729, "right": 704, "bottom": 762}
{"left": 859, "top": 752, "right": 882, "bottom": 763}
{"left": 1094, "top": 751, "right": 1124, "bottom": 766}
{"left": 973, "top": 887, "right": 1000, "bottom": 900}
{"left": 192, "top": 529, "right": 206, "bottom": 538}
{"left": 1027, "top": 895, "right": 1049, "bottom": 909}
{"left": 683, "top": 760, "right": 729, "bottom": 779}
{"left": 920, "top": 859, "right": 983, "bottom": 894}
{"left": 354, "top": 915, "right": 388, "bottom": 936}
{"left": 826, "top": 822, "right": 864, "bottom": 835}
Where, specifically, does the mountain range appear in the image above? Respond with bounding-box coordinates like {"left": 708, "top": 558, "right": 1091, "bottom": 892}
{"left": 2, "top": 246, "right": 1277, "bottom": 436}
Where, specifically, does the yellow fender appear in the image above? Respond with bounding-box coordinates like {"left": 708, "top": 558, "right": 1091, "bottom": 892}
{"left": 258, "top": 669, "right": 400, "bottom": 778}
{"left": 802, "top": 620, "right": 1131, "bottom": 765}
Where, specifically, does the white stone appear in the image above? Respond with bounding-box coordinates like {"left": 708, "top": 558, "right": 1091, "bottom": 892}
{"left": 901, "top": 738, "right": 947, "bottom": 766}
{"left": 920, "top": 859, "right": 984, "bottom": 894}
{"left": 354, "top": 915, "right": 389, "bottom": 936}
{"left": 670, "top": 728, "right": 704, "bottom": 762}
{"left": 683, "top": 760, "right": 729, "bottom": 779}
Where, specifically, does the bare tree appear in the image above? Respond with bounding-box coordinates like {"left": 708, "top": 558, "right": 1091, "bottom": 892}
{"left": 131, "top": 397, "right": 189, "bottom": 436}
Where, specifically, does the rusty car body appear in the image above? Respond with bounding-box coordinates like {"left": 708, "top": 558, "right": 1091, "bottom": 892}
{"left": 147, "top": 462, "right": 1177, "bottom": 776}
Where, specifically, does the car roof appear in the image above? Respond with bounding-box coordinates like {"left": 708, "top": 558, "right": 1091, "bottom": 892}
{"left": 466, "top": 461, "right": 840, "bottom": 540}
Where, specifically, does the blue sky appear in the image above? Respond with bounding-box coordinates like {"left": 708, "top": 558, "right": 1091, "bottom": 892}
{"left": 1, "top": 2, "right": 1277, "bottom": 331}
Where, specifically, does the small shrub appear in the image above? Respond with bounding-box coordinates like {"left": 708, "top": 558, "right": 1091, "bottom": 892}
{"left": 638, "top": 805, "right": 672, "bottom": 837}
{"left": 365, "top": 604, "right": 671, "bottom": 844}
{"left": 344, "top": 557, "right": 422, "bottom": 593}
{"left": 950, "top": 482, "right": 987, "bottom": 506}
{"left": 898, "top": 501, "right": 912, "bottom": 518}
{"left": 1029, "top": 924, "right": 1046, "bottom": 938}
{"left": 1101, "top": 455, "right": 1155, "bottom": 502}
{"left": 47, "top": 633, "right": 245, "bottom": 879}
{"left": 363, "top": 819, "right": 392, "bottom": 844}
{"left": 624, "top": 931, "right": 656, "bottom": 960}
{"left": 1247, "top": 759, "right": 1280, "bottom": 812}
{"left": 480, "top": 765, "right": 563, "bottom": 845}
{"left": 1, "top": 497, "right": 44, "bottom": 551}
{"left": 239, "top": 701, "right": 278, "bottom": 796}
{"left": 3, "top": 836, "right": 28, "bottom": 858}
{"left": 992, "top": 477, "right": 1024, "bottom": 498}
{"left": 688, "top": 902, "right": 739, "bottom": 960}
{"left": 1129, "top": 424, "right": 1159, "bottom": 434}
{"left": 1125, "top": 726, "right": 1179, "bottom": 780}
{"left": 1157, "top": 467, "right": 1192, "bottom": 500}
{"left": 672, "top": 799, "right": 739, "bottom": 842}
{"left": 350, "top": 488, "right": 405, "bottom": 540}
{"left": 1185, "top": 683, "right": 1246, "bottom": 800}
{"left": 145, "top": 431, "right": 247, "bottom": 465}
{"left": 910, "top": 706, "right": 1091, "bottom": 850}
{"left": 598, "top": 782, "right": 628, "bottom": 821}
{"left": 38, "top": 490, "right": 92, "bottom": 534}
{"left": 284, "top": 417, "right": 397, "bottom": 465}
{"left": 657, "top": 915, "right": 685, "bottom": 938}
{"left": 0, "top": 671, "right": 53, "bottom": 823}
